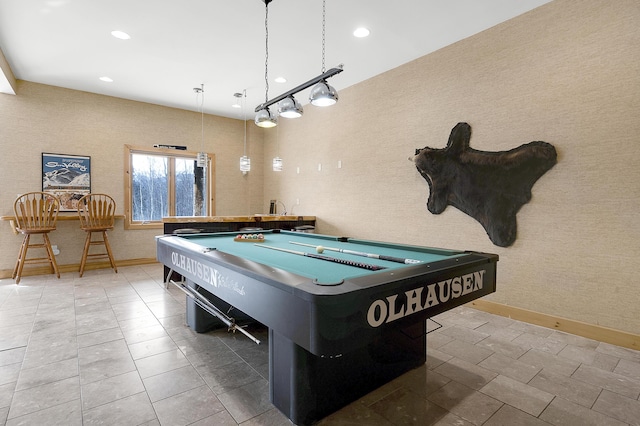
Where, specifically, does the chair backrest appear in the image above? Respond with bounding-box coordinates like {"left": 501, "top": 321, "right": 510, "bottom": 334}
{"left": 78, "top": 193, "right": 116, "bottom": 230}
{"left": 13, "top": 192, "right": 60, "bottom": 232}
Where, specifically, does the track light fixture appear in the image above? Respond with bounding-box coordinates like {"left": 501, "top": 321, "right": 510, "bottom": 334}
{"left": 254, "top": 65, "right": 343, "bottom": 115}
{"left": 254, "top": 0, "right": 343, "bottom": 126}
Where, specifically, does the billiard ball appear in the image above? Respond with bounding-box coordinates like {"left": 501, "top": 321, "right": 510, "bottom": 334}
{"left": 316, "top": 246, "right": 324, "bottom": 253}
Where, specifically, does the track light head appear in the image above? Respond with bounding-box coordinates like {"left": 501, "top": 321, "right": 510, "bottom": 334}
{"left": 255, "top": 107, "right": 278, "bottom": 128}
{"left": 309, "top": 80, "right": 338, "bottom": 106}
{"left": 278, "top": 96, "right": 303, "bottom": 118}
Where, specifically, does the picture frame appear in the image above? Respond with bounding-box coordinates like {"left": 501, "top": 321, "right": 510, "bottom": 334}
{"left": 42, "top": 153, "right": 91, "bottom": 211}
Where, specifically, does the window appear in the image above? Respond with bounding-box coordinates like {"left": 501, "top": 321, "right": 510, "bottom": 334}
{"left": 124, "top": 145, "right": 215, "bottom": 229}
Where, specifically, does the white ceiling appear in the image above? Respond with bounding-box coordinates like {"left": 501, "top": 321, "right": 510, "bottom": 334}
{"left": 0, "top": 0, "right": 552, "bottom": 119}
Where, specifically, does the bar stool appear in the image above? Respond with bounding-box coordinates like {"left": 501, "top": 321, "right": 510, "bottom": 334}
{"left": 77, "top": 193, "right": 118, "bottom": 277}
{"left": 13, "top": 192, "right": 61, "bottom": 284}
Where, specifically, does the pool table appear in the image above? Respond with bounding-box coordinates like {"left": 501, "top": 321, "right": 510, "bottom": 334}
{"left": 156, "top": 230, "right": 498, "bottom": 425}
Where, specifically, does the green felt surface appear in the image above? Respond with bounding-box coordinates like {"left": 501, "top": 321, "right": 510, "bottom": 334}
{"left": 180, "top": 231, "right": 464, "bottom": 285}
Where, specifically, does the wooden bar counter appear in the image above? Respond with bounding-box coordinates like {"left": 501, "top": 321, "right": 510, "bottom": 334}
{"left": 162, "top": 215, "right": 316, "bottom": 234}
{"left": 1, "top": 214, "right": 125, "bottom": 234}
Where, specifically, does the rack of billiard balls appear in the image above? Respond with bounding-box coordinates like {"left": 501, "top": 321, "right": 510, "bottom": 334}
{"left": 234, "top": 233, "right": 265, "bottom": 242}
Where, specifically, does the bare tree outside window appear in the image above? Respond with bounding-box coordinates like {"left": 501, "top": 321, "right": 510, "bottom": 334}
{"left": 131, "top": 154, "right": 168, "bottom": 221}
{"left": 124, "top": 145, "right": 214, "bottom": 229}
{"left": 175, "top": 158, "right": 203, "bottom": 216}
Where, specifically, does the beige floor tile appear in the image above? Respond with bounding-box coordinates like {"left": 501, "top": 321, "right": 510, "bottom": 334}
{"left": 592, "top": 389, "right": 640, "bottom": 425}
{"left": 540, "top": 396, "right": 628, "bottom": 426}
{"left": 81, "top": 370, "right": 145, "bottom": 410}
{"left": 427, "top": 381, "right": 502, "bottom": 424}
{"left": 143, "top": 364, "right": 205, "bottom": 402}
{"left": 82, "top": 391, "right": 156, "bottom": 426}
{"left": 528, "top": 369, "right": 601, "bottom": 408}
{"left": 480, "top": 375, "right": 553, "bottom": 417}
{"left": 152, "top": 385, "right": 225, "bottom": 425}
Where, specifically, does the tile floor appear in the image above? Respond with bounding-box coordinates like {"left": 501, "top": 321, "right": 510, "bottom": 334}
{"left": 1, "top": 265, "right": 639, "bottom": 425}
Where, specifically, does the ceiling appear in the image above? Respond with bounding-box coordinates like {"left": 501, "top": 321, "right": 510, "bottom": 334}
{"left": 0, "top": 0, "right": 552, "bottom": 119}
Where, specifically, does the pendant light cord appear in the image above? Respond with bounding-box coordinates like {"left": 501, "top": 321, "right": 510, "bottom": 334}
{"left": 321, "top": 0, "right": 326, "bottom": 73}
{"left": 194, "top": 84, "right": 204, "bottom": 152}
{"left": 243, "top": 89, "right": 247, "bottom": 155}
{"left": 200, "top": 87, "right": 204, "bottom": 152}
{"left": 264, "top": 2, "right": 270, "bottom": 103}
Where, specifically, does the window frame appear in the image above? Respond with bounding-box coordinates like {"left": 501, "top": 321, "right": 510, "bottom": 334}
{"left": 124, "top": 144, "right": 215, "bottom": 230}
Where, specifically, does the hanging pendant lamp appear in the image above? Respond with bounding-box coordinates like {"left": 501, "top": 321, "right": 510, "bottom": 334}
{"left": 309, "top": 80, "right": 338, "bottom": 106}
{"left": 240, "top": 89, "right": 251, "bottom": 173}
{"left": 255, "top": 108, "right": 278, "bottom": 127}
{"left": 194, "top": 84, "right": 207, "bottom": 168}
{"left": 255, "top": 0, "right": 278, "bottom": 128}
{"left": 309, "top": 0, "right": 338, "bottom": 107}
{"left": 273, "top": 124, "right": 283, "bottom": 171}
{"left": 272, "top": 157, "right": 283, "bottom": 171}
{"left": 278, "top": 96, "right": 303, "bottom": 118}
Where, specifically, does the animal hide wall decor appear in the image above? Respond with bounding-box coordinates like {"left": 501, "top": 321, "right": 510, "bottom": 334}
{"left": 413, "top": 122, "right": 557, "bottom": 247}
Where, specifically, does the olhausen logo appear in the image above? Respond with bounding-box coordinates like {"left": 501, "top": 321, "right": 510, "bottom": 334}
{"left": 170, "top": 251, "right": 246, "bottom": 296}
{"left": 367, "top": 270, "right": 486, "bottom": 327}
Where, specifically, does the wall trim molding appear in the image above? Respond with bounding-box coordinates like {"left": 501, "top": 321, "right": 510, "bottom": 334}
{"left": 469, "top": 299, "right": 639, "bottom": 352}
{"left": 0, "top": 258, "right": 158, "bottom": 279}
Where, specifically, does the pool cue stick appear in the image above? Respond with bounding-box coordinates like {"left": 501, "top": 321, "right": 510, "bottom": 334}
{"left": 254, "top": 244, "right": 387, "bottom": 271}
{"left": 289, "top": 241, "right": 422, "bottom": 264}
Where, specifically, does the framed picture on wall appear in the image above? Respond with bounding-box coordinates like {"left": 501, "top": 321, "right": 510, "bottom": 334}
{"left": 42, "top": 153, "right": 91, "bottom": 211}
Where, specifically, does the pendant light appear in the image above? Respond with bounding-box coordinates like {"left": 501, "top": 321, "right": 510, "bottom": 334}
{"left": 239, "top": 89, "right": 251, "bottom": 174}
{"left": 232, "top": 92, "right": 242, "bottom": 109}
{"left": 194, "top": 84, "right": 207, "bottom": 168}
{"left": 240, "top": 155, "right": 251, "bottom": 173}
{"left": 309, "top": 0, "right": 338, "bottom": 107}
{"left": 255, "top": 0, "right": 278, "bottom": 128}
{"left": 273, "top": 125, "right": 283, "bottom": 171}
{"left": 278, "top": 96, "right": 303, "bottom": 118}
{"left": 272, "top": 157, "right": 283, "bottom": 171}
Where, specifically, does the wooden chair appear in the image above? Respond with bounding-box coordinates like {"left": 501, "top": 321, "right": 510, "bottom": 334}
{"left": 77, "top": 193, "right": 118, "bottom": 277}
{"left": 13, "top": 192, "right": 61, "bottom": 284}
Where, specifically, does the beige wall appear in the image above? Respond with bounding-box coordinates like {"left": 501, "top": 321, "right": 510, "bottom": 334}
{"left": 263, "top": 0, "right": 640, "bottom": 335}
{"left": 0, "top": 82, "right": 264, "bottom": 269}
{"left": 1, "top": 0, "right": 638, "bottom": 337}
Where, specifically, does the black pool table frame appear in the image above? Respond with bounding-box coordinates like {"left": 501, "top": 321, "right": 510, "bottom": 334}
{"left": 156, "top": 231, "right": 498, "bottom": 425}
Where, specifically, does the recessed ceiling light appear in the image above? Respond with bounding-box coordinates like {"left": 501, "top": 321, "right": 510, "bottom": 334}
{"left": 353, "top": 27, "right": 370, "bottom": 38}
{"left": 99, "top": 76, "right": 113, "bottom": 83}
{"left": 111, "top": 30, "right": 131, "bottom": 40}
{"left": 274, "top": 77, "right": 287, "bottom": 83}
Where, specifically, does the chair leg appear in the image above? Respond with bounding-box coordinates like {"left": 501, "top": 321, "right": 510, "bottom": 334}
{"left": 102, "top": 231, "right": 118, "bottom": 273}
{"left": 13, "top": 234, "right": 30, "bottom": 284}
{"left": 43, "top": 233, "right": 60, "bottom": 279}
{"left": 13, "top": 234, "right": 26, "bottom": 278}
{"left": 79, "top": 231, "right": 92, "bottom": 277}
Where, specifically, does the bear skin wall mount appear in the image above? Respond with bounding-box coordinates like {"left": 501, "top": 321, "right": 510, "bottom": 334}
{"left": 413, "top": 122, "right": 557, "bottom": 247}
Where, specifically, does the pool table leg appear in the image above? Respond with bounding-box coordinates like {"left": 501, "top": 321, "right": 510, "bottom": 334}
{"left": 269, "top": 321, "right": 426, "bottom": 425}
{"left": 184, "top": 280, "right": 255, "bottom": 333}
